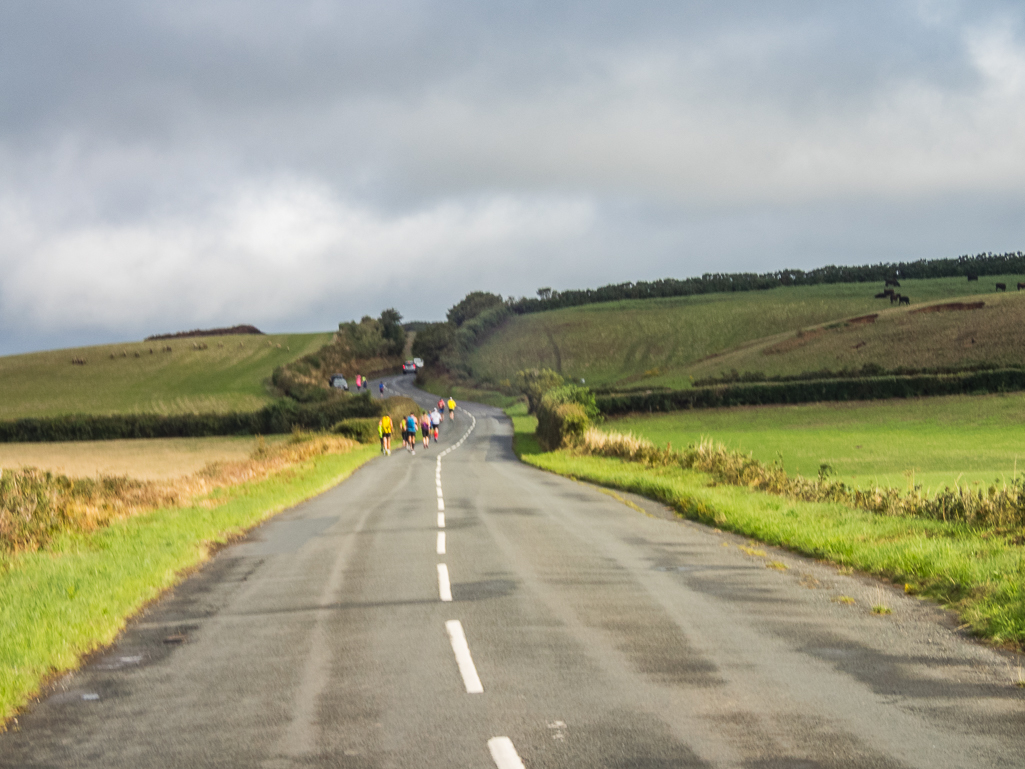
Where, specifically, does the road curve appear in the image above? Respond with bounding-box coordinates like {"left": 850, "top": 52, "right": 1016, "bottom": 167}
{"left": 2, "top": 375, "right": 1023, "bottom": 767}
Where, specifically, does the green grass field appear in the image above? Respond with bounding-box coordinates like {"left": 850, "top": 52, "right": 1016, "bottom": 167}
{"left": 467, "top": 276, "right": 1025, "bottom": 389}
{"left": 0, "top": 332, "right": 333, "bottom": 419}
{"left": 607, "top": 392, "right": 1025, "bottom": 491}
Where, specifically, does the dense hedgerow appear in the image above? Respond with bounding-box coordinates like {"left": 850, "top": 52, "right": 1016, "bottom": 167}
{"left": 0, "top": 394, "right": 383, "bottom": 443}
{"left": 579, "top": 428, "right": 1025, "bottom": 529}
{"left": 596, "top": 369, "right": 1025, "bottom": 415}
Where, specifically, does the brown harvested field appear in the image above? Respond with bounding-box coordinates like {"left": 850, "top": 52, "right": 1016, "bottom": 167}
{"left": 686, "top": 289, "right": 1025, "bottom": 379}
{"left": 0, "top": 436, "right": 287, "bottom": 481}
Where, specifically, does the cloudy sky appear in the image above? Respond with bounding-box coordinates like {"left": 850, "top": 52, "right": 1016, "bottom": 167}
{"left": 2, "top": 1, "right": 1025, "bottom": 354}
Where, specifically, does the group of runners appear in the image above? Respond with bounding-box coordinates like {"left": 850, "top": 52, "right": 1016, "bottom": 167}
{"left": 352, "top": 374, "right": 370, "bottom": 391}
{"left": 377, "top": 397, "right": 456, "bottom": 456}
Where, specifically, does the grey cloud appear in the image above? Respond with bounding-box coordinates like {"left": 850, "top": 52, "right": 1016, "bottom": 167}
{"left": 2, "top": 1, "right": 1025, "bottom": 354}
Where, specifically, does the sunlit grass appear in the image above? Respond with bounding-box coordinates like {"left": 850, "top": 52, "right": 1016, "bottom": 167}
{"left": 608, "top": 392, "right": 1025, "bottom": 489}
{"left": 468, "top": 277, "right": 1025, "bottom": 389}
{"left": 0, "top": 332, "right": 333, "bottom": 419}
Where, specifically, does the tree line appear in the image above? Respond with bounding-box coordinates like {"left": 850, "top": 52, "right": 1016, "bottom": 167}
{"left": 508, "top": 251, "right": 1025, "bottom": 314}
{"left": 411, "top": 251, "right": 1025, "bottom": 369}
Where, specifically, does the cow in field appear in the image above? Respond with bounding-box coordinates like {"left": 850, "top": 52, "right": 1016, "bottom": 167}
{"left": 996, "top": 283, "right": 1007, "bottom": 291}
{"left": 967, "top": 273, "right": 978, "bottom": 281}
{"left": 874, "top": 292, "right": 888, "bottom": 298}
{"left": 898, "top": 295, "right": 910, "bottom": 306}
{"left": 885, "top": 278, "right": 900, "bottom": 287}
{"left": 890, "top": 293, "right": 901, "bottom": 304}
{"left": 1018, "top": 282, "right": 1025, "bottom": 291}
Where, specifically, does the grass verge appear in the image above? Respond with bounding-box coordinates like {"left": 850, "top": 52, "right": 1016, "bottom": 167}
{"left": 0, "top": 442, "right": 378, "bottom": 725}
{"left": 513, "top": 427, "right": 1025, "bottom": 646}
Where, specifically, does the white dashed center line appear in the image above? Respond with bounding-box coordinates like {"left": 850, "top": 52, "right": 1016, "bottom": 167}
{"left": 437, "top": 563, "right": 453, "bottom": 602}
{"left": 488, "top": 736, "right": 526, "bottom": 768}
{"left": 437, "top": 531, "right": 446, "bottom": 554}
{"left": 437, "top": 512, "right": 446, "bottom": 528}
{"left": 445, "top": 620, "right": 483, "bottom": 694}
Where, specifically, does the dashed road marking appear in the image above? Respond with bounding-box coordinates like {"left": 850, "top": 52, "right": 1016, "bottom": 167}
{"left": 437, "top": 531, "right": 446, "bottom": 554}
{"left": 488, "top": 737, "right": 526, "bottom": 769}
{"left": 437, "top": 563, "right": 453, "bottom": 602}
{"left": 445, "top": 620, "right": 483, "bottom": 694}
{"left": 438, "top": 512, "right": 445, "bottom": 528}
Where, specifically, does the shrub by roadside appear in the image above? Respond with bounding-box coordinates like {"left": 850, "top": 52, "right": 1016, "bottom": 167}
{"left": 535, "top": 385, "right": 599, "bottom": 450}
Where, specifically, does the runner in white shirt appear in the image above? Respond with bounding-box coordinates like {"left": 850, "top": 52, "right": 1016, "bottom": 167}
{"left": 430, "top": 408, "right": 442, "bottom": 442}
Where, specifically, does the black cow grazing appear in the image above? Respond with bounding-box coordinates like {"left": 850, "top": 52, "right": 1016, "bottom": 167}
{"left": 890, "top": 293, "right": 900, "bottom": 304}
{"left": 874, "top": 292, "right": 888, "bottom": 298}
{"left": 883, "top": 288, "right": 895, "bottom": 297}
{"left": 996, "top": 282, "right": 1007, "bottom": 291}
{"left": 885, "top": 278, "right": 901, "bottom": 287}
{"left": 898, "top": 295, "right": 910, "bottom": 306}
{"left": 967, "top": 273, "right": 979, "bottom": 281}
{"left": 1018, "top": 282, "right": 1025, "bottom": 291}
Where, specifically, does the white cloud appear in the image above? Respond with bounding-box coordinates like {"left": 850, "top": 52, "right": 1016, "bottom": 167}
{"left": 0, "top": 181, "right": 595, "bottom": 338}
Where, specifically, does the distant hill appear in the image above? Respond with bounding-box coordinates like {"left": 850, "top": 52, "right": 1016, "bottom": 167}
{"left": 459, "top": 275, "right": 1025, "bottom": 390}
{"left": 145, "top": 324, "right": 264, "bottom": 340}
{"left": 0, "top": 332, "right": 333, "bottom": 419}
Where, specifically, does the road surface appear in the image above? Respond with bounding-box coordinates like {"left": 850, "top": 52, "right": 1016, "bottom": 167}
{"left": 2, "top": 375, "right": 1023, "bottom": 767}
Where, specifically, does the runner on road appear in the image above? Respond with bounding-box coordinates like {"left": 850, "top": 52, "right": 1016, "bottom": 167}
{"left": 380, "top": 414, "right": 392, "bottom": 456}
{"left": 447, "top": 397, "right": 456, "bottom": 420}
{"left": 379, "top": 382, "right": 384, "bottom": 395}
{"left": 405, "top": 413, "right": 418, "bottom": 454}
{"left": 420, "top": 411, "right": 431, "bottom": 449}
{"left": 438, "top": 398, "right": 445, "bottom": 414}
{"left": 430, "top": 407, "right": 441, "bottom": 441}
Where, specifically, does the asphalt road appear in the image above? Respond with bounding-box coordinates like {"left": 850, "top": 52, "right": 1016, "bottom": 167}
{"left": 2, "top": 375, "right": 1024, "bottom": 767}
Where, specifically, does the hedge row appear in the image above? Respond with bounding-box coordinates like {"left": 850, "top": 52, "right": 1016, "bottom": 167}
{"left": 0, "top": 395, "right": 383, "bottom": 443}
{"left": 596, "top": 369, "right": 1025, "bottom": 415}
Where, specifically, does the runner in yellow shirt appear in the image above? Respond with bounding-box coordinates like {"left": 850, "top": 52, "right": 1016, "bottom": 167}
{"left": 447, "top": 397, "right": 456, "bottom": 420}
{"left": 380, "top": 414, "right": 393, "bottom": 455}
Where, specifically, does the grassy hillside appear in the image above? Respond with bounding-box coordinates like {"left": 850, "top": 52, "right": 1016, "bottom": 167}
{"left": 0, "top": 333, "right": 333, "bottom": 419}
{"left": 465, "top": 276, "right": 1024, "bottom": 389}
{"left": 687, "top": 289, "right": 1025, "bottom": 381}
{"left": 608, "top": 392, "right": 1025, "bottom": 491}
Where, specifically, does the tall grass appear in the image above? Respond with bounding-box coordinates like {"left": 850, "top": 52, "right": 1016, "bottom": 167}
{"left": 0, "top": 433, "right": 360, "bottom": 557}
{"left": 579, "top": 428, "right": 1025, "bottom": 529}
